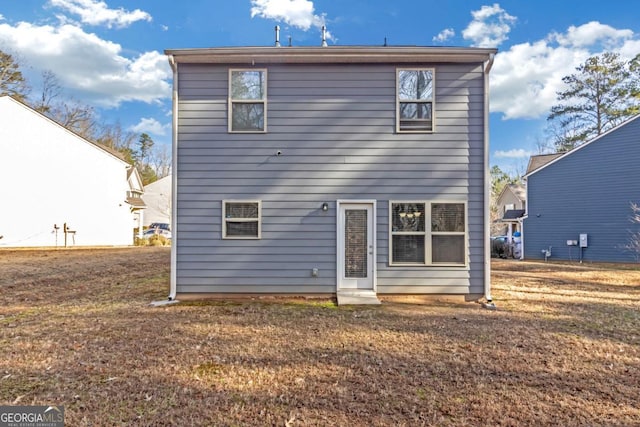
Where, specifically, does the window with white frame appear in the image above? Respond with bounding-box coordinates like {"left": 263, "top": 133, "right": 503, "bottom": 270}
{"left": 397, "top": 68, "right": 434, "bottom": 132}
{"left": 390, "top": 201, "right": 466, "bottom": 265}
{"left": 222, "top": 201, "right": 261, "bottom": 239}
{"left": 229, "top": 69, "right": 266, "bottom": 132}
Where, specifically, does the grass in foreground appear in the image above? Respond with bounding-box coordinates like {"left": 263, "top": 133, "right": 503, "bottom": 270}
{"left": 0, "top": 249, "right": 638, "bottom": 426}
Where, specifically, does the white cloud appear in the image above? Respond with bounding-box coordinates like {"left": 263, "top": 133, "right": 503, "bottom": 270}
{"left": 462, "top": 3, "right": 516, "bottom": 48}
{"left": 494, "top": 149, "right": 535, "bottom": 159}
{"left": 49, "top": 0, "right": 151, "bottom": 28}
{"left": 250, "top": 0, "right": 333, "bottom": 40}
{"left": 129, "top": 117, "right": 169, "bottom": 136}
{"left": 490, "top": 22, "right": 640, "bottom": 120}
{"left": 0, "top": 21, "right": 171, "bottom": 107}
{"left": 433, "top": 28, "right": 455, "bottom": 43}
{"left": 550, "top": 21, "right": 632, "bottom": 48}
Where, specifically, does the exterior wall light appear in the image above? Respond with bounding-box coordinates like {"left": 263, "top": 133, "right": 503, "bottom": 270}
{"left": 322, "top": 202, "right": 329, "bottom": 211}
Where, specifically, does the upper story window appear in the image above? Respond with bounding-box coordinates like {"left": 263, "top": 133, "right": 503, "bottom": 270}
{"left": 397, "top": 69, "right": 434, "bottom": 132}
{"left": 229, "top": 69, "right": 267, "bottom": 133}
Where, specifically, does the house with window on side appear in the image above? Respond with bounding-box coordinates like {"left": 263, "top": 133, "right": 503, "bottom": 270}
{"left": 165, "top": 43, "right": 497, "bottom": 304}
{"left": 0, "top": 96, "right": 145, "bottom": 247}
{"left": 496, "top": 183, "right": 526, "bottom": 236}
{"left": 523, "top": 114, "right": 640, "bottom": 262}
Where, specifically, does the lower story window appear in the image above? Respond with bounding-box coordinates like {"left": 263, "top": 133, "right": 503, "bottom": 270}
{"left": 390, "top": 201, "right": 466, "bottom": 265}
{"left": 223, "top": 201, "right": 261, "bottom": 239}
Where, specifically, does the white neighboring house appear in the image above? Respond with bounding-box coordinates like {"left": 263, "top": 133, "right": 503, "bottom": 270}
{"left": 141, "top": 174, "right": 171, "bottom": 227}
{"left": 127, "top": 167, "right": 147, "bottom": 238}
{"left": 0, "top": 96, "right": 145, "bottom": 247}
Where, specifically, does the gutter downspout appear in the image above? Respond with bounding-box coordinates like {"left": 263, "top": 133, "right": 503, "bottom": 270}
{"left": 519, "top": 217, "right": 525, "bottom": 260}
{"left": 483, "top": 53, "right": 495, "bottom": 306}
{"left": 168, "top": 55, "right": 178, "bottom": 301}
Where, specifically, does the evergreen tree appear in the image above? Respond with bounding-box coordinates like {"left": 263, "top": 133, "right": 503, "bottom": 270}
{"left": 548, "top": 52, "right": 640, "bottom": 152}
{"left": 0, "top": 49, "right": 29, "bottom": 101}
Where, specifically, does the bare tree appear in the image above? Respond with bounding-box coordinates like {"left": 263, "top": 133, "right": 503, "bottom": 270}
{"left": 92, "top": 121, "right": 138, "bottom": 166}
{"left": 33, "top": 70, "right": 62, "bottom": 114}
{"left": 545, "top": 115, "right": 587, "bottom": 153}
{"left": 534, "top": 135, "right": 553, "bottom": 155}
{"left": 149, "top": 143, "right": 172, "bottom": 178}
{"left": 49, "top": 99, "right": 98, "bottom": 140}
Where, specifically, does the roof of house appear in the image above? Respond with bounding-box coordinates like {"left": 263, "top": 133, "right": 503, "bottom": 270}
{"left": 165, "top": 45, "right": 497, "bottom": 65}
{"left": 127, "top": 167, "right": 145, "bottom": 192}
{"left": 126, "top": 196, "right": 146, "bottom": 208}
{"left": 526, "top": 113, "right": 640, "bottom": 177}
{"left": 507, "top": 184, "right": 526, "bottom": 202}
{"left": 144, "top": 174, "right": 171, "bottom": 192}
{"left": 502, "top": 209, "right": 526, "bottom": 220}
{"left": 526, "top": 153, "right": 563, "bottom": 175}
{"left": 497, "top": 183, "right": 526, "bottom": 206}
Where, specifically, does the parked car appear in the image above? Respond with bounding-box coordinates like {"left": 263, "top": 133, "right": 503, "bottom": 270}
{"left": 149, "top": 222, "right": 170, "bottom": 231}
{"left": 143, "top": 228, "right": 171, "bottom": 240}
{"left": 491, "top": 235, "right": 509, "bottom": 258}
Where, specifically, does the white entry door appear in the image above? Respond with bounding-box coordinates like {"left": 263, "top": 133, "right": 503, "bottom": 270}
{"left": 337, "top": 201, "right": 376, "bottom": 291}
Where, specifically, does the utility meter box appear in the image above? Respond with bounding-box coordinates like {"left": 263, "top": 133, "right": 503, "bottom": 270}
{"left": 579, "top": 234, "right": 588, "bottom": 248}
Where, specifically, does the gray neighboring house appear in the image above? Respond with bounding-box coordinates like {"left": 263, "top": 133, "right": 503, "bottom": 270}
{"left": 523, "top": 115, "right": 640, "bottom": 262}
{"left": 165, "top": 45, "right": 497, "bottom": 304}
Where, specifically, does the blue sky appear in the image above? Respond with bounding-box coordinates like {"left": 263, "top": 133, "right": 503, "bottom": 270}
{"left": 2, "top": 1, "right": 640, "bottom": 175}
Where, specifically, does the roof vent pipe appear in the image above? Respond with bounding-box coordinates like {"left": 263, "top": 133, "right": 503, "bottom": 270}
{"left": 274, "top": 25, "right": 281, "bottom": 47}
{"left": 321, "top": 25, "right": 328, "bottom": 47}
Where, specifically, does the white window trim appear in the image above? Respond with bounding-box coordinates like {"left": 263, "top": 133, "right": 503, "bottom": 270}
{"left": 222, "top": 200, "right": 262, "bottom": 239}
{"left": 228, "top": 68, "right": 267, "bottom": 134}
{"left": 388, "top": 200, "right": 467, "bottom": 267}
{"left": 396, "top": 68, "right": 435, "bottom": 133}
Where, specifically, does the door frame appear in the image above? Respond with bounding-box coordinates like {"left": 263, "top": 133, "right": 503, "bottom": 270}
{"left": 336, "top": 200, "right": 377, "bottom": 293}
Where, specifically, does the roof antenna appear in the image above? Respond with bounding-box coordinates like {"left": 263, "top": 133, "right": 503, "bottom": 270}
{"left": 321, "top": 25, "right": 328, "bottom": 47}
{"left": 384, "top": 37, "right": 388, "bottom": 47}
{"left": 275, "top": 25, "right": 281, "bottom": 47}
{"left": 288, "top": 36, "right": 292, "bottom": 47}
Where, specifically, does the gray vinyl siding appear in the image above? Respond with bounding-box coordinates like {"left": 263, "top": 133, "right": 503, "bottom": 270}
{"left": 524, "top": 116, "right": 640, "bottom": 262}
{"left": 176, "top": 62, "right": 487, "bottom": 294}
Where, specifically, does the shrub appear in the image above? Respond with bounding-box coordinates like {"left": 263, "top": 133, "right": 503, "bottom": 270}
{"left": 148, "top": 234, "right": 170, "bottom": 246}
{"left": 135, "top": 234, "right": 171, "bottom": 247}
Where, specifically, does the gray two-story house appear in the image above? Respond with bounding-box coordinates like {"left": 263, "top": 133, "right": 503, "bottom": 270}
{"left": 165, "top": 45, "right": 497, "bottom": 304}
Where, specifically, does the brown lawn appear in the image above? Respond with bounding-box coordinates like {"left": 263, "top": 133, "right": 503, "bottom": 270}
{"left": 0, "top": 248, "right": 638, "bottom": 426}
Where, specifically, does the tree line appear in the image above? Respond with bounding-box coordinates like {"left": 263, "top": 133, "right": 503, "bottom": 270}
{"left": 0, "top": 49, "right": 169, "bottom": 185}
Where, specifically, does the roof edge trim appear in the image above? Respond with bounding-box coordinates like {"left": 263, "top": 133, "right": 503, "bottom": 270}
{"left": 164, "top": 46, "right": 497, "bottom": 64}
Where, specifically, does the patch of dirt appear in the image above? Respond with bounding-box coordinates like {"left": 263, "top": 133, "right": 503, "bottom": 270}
{"left": 0, "top": 250, "right": 638, "bottom": 426}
